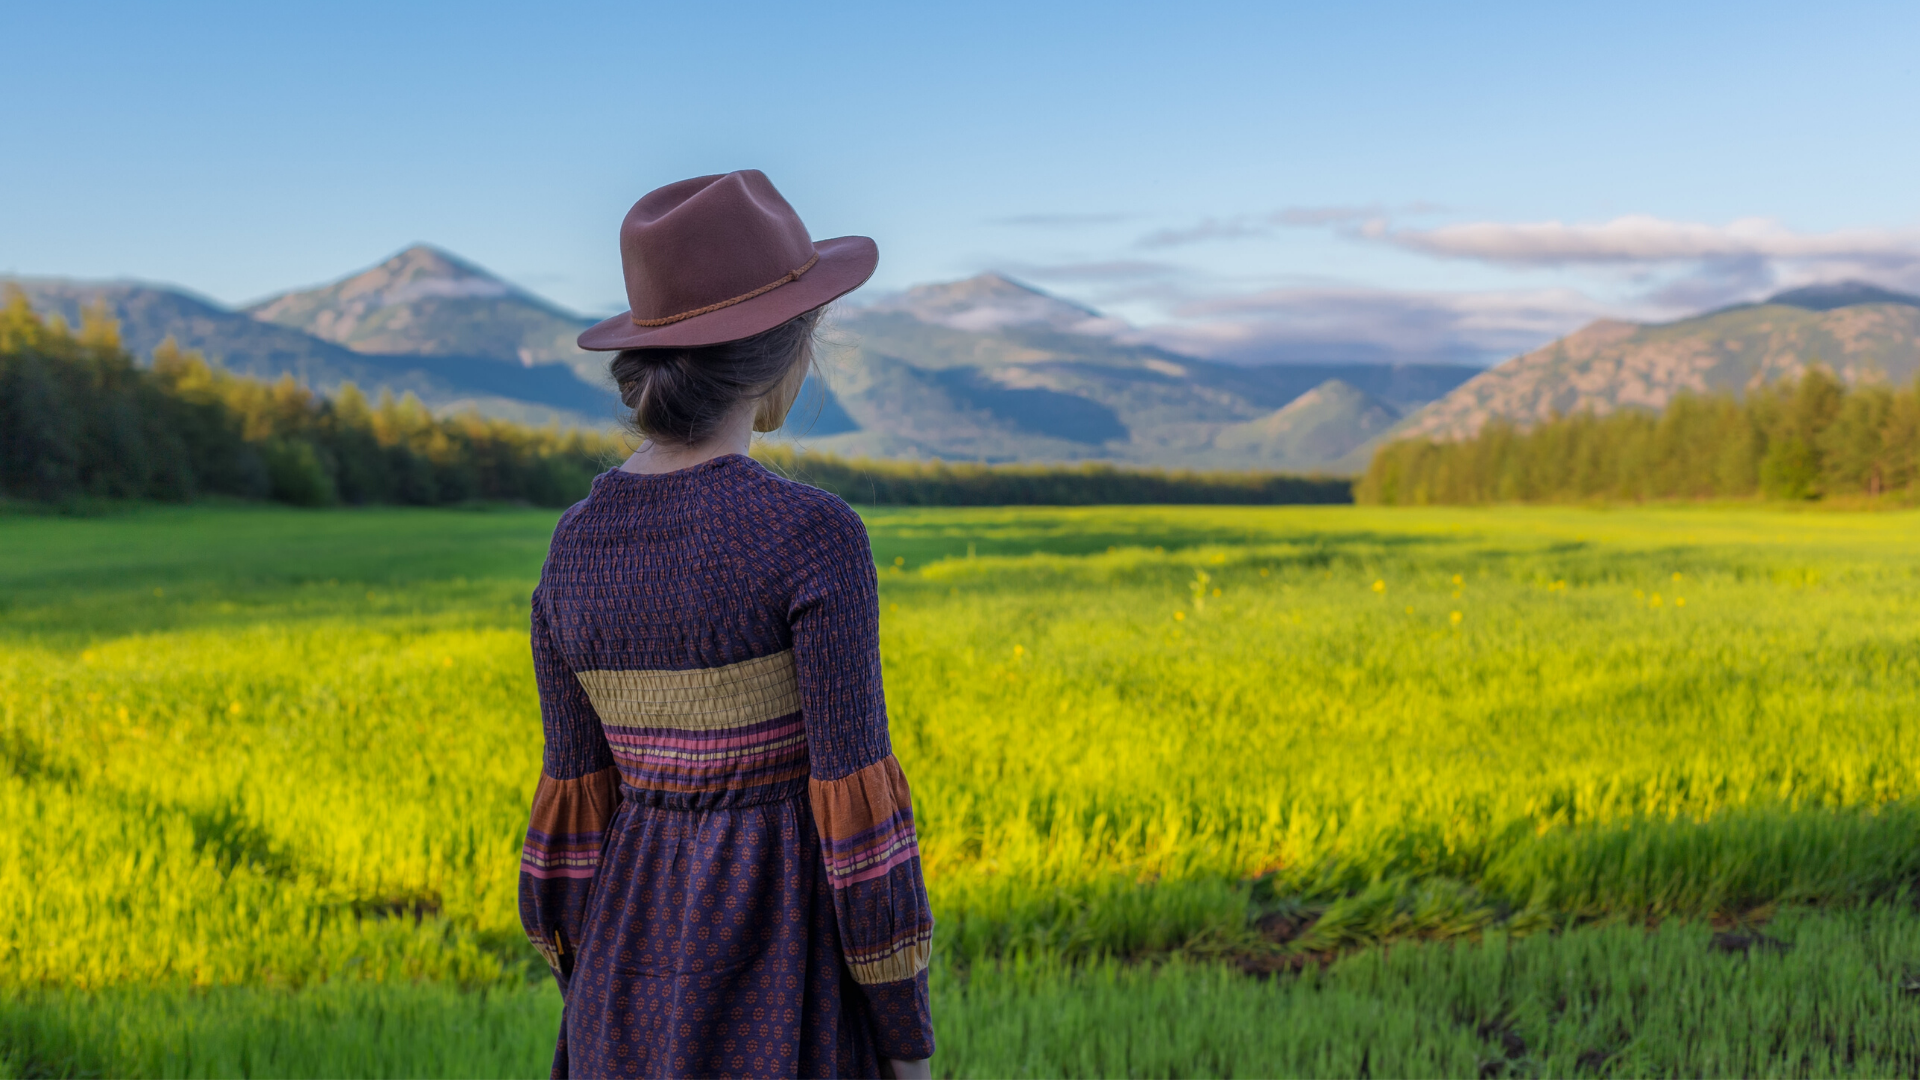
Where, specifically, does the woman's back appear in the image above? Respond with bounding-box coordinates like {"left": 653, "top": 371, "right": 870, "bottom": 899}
{"left": 539, "top": 456, "right": 886, "bottom": 805}
{"left": 521, "top": 455, "right": 935, "bottom": 1078}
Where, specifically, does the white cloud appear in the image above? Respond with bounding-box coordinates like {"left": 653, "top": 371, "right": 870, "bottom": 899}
{"left": 1385, "top": 214, "right": 1920, "bottom": 267}
{"left": 1134, "top": 285, "right": 1612, "bottom": 365}
{"left": 1135, "top": 203, "right": 1432, "bottom": 249}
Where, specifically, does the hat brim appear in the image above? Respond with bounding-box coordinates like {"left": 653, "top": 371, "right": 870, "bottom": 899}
{"left": 577, "top": 235, "right": 878, "bottom": 351}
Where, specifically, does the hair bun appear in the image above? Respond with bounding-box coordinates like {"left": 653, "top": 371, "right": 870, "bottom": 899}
{"left": 605, "top": 309, "right": 823, "bottom": 445}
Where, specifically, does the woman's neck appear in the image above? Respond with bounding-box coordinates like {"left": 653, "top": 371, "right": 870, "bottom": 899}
{"left": 618, "top": 403, "right": 756, "bottom": 475}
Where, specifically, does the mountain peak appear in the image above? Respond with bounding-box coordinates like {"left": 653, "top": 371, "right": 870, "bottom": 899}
{"left": 383, "top": 243, "right": 496, "bottom": 278}
{"left": 864, "top": 272, "right": 1126, "bottom": 335}
{"left": 245, "top": 246, "right": 591, "bottom": 365}
{"left": 283, "top": 244, "right": 522, "bottom": 311}
{"left": 1762, "top": 280, "right": 1920, "bottom": 312}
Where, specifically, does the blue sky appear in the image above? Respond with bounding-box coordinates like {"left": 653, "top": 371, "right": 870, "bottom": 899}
{"left": 5, "top": 0, "right": 1918, "bottom": 364}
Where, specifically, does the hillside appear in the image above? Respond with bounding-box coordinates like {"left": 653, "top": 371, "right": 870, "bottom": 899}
{"left": 1399, "top": 283, "right": 1920, "bottom": 441}
{"left": 1210, "top": 380, "right": 1403, "bottom": 472}
{"left": 8, "top": 278, "right": 614, "bottom": 428}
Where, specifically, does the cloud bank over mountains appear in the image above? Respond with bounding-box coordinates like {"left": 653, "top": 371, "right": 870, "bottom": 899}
{"left": 1142, "top": 286, "right": 1609, "bottom": 367}
{"left": 986, "top": 205, "right": 1920, "bottom": 368}
{"left": 1385, "top": 215, "right": 1920, "bottom": 267}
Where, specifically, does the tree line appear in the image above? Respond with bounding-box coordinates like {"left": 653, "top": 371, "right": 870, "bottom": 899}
{"left": 1358, "top": 368, "right": 1920, "bottom": 506}
{"left": 1, "top": 287, "right": 1352, "bottom": 510}
{"left": 753, "top": 445, "right": 1353, "bottom": 506}
{"left": 0, "top": 287, "right": 621, "bottom": 507}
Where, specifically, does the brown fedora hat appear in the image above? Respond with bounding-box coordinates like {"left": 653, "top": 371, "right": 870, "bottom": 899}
{"left": 577, "top": 170, "right": 878, "bottom": 351}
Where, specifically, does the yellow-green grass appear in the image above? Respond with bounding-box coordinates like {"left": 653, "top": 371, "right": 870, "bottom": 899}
{"left": 873, "top": 506, "right": 1920, "bottom": 957}
{"left": 3, "top": 503, "right": 1920, "bottom": 1075}
{"left": 12, "top": 905, "right": 1920, "bottom": 1078}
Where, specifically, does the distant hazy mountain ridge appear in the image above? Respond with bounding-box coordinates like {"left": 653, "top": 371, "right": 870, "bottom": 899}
{"left": 795, "top": 274, "right": 1476, "bottom": 471}
{"left": 861, "top": 272, "right": 1126, "bottom": 335}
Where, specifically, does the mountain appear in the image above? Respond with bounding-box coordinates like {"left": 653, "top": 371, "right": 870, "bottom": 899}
{"left": 7, "top": 278, "right": 618, "bottom": 428}
{"left": 1210, "top": 380, "right": 1402, "bottom": 472}
{"left": 781, "top": 275, "right": 1477, "bottom": 470}
{"left": 9, "top": 259, "right": 1480, "bottom": 472}
{"left": 860, "top": 272, "right": 1124, "bottom": 334}
{"left": 1397, "top": 281, "right": 1920, "bottom": 442}
{"left": 248, "top": 245, "right": 603, "bottom": 383}
{"left": 1762, "top": 281, "right": 1920, "bottom": 313}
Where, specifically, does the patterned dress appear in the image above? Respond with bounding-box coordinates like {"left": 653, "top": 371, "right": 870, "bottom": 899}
{"left": 517, "top": 455, "right": 935, "bottom": 1078}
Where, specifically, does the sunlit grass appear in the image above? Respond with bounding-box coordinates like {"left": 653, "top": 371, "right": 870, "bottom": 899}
{"left": 3, "top": 503, "right": 1919, "bottom": 1075}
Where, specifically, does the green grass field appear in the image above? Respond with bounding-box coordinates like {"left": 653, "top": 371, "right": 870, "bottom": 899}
{"left": 3, "top": 502, "right": 1919, "bottom": 1077}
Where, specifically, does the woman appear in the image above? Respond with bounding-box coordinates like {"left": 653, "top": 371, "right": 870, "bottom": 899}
{"left": 518, "top": 171, "right": 935, "bottom": 1079}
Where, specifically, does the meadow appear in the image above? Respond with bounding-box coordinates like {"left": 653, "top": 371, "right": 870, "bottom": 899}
{"left": 3, "top": 501, "right": 1920, "bottom": 1077}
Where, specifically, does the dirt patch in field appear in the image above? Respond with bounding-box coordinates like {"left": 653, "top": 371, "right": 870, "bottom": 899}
{"left": 1233, "top": 909, "right": 1336, "bottom": 976}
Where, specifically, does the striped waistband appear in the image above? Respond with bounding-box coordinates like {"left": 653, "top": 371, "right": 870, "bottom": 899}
{"left": 617, "top": 776, "right": 810, "bottom": 812}
{"left": 576, "top": 650, "right": 812, "bottom": 809}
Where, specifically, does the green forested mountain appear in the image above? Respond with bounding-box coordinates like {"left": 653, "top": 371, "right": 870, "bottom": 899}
{"left": 1396, "top": 283, "right": 1920, "bottom": 442}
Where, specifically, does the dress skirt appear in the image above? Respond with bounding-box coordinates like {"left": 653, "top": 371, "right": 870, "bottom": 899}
{"left": 561, "top": 790, "right": 882, "bottom": 1078}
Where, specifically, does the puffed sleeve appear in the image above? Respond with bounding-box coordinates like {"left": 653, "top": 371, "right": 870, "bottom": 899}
{"left": 518, "top": 584, "right": 621, "bottom": 996}
{"left": 789, "top": 500, "right": 936, "bottom": 1061}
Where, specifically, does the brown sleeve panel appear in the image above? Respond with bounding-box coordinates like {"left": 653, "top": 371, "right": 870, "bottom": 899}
{"left": 808, "top": 754, "right": 912, "bottom": 845}
{"left": 528, "top": 765, "right": 622, "bottom": 839}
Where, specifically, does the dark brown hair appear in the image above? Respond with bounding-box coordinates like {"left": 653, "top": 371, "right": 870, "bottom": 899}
{"left": 609, "top": 307, "right": 824, "bottom": 446}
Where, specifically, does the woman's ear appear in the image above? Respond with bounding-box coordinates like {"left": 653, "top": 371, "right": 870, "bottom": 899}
{"left": 753, "top": 354, "right": 813, "bottom": 433}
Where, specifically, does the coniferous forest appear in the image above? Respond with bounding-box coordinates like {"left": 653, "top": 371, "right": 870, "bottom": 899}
{"left": 1359, "top": 369, "right": 1920, "bottom": 506}
{"left": 0, "top": 288, "right": 619, "bottom": 507}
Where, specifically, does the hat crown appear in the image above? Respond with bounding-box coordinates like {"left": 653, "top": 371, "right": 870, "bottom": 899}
{"left": 619, "top": 171, "right": 818, "bottom": 326}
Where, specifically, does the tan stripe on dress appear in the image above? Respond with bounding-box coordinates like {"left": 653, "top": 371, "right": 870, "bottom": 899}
{"left": 576, "top": 650, "right": 801, "bottom": 731}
